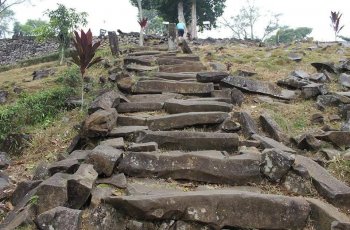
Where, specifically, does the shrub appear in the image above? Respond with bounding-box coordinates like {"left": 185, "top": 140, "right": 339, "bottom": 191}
{"left": 0, "top": 87, "right": 74, "bottom": 141}
{"left": 56, "top": 66, "right": 81, "bottom": 88}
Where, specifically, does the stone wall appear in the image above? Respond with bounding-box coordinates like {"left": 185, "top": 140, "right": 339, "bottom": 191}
{"left": 0, "top": 38, "right": 59, "bottom": 66}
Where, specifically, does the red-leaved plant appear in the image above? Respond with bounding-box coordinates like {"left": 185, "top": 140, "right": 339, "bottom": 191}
{"left": 138, "top": 18, "right": 148, "bottom": 29}
{"left": 72, "top": 29, "right": 102, "bottom": 108}
{"left": 330, "top": 11, "right": 345, "bottom": 41}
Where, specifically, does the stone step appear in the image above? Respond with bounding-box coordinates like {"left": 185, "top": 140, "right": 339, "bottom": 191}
{"left": 104, "top": 190, "right": 310, "bottom": 229}
{"left": 136, "top": 130, "right": 239, "bottom": 151}
{"left": 196, "top": 71, "right": 229, "bottom": 83}
{"left": 126, "top": 64, "right": 158, "bottom": 73}
{"left": 294, "top": 155, "right": 350, "bottom": 210}
{"left": 222, "top": 76, "right": 297, "bottom": 100}
{"left": 164, "top": 99, "right": 233, "bottom": 114}
{"left": 128, "top": 51, "right": 162, "bottom": 56}
{"left": 159, "top": 62, "right": 207, "bottom": 73}
{"left": 124, "top": 55, "right": 157, "bottom": 66}
{"left": 127, "top": 93, "right": 183, "bottom": 103}
{"left": 252, "top": 134, "right": 296, "bottom": 153}
{"left": 146, "top": 112, "right": 229, "bottom": 131}
{"left": 157, "top": 55, "right": 200, "bottom": 65}
{"left": 154, "top": 72, "right": 197, "bottom": 81}
{"left": 118, "top": 151, "right": 261, "bottom": 185}
{"left": 109, "top": 126, "right": 148, "bottom": 138}
{"left": 117, "top": 115, "right": 148, "bottom": 126}
{"left": 117, "top": 102, "right": 163, "bottom": 113}
{"left": 132, "top": 80, "right": 214, "bottom": 95}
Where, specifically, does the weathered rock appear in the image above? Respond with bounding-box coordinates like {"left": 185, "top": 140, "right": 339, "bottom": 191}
{"left": 96, "top": 173, "right": 127, "bottom": 189}
{"left": 158, "top": 62, "right": 205, "bottom": 73}
{"left": 127, "top": 142, "right": 158, "bottom": 152}
{"left": 117, "top": 102, "right": 163, "bottom": 113}
{"left": 67, "top": 164, "right": 98, "bottom": 209}
{"left": 0, "top": 133, "right": 31, "bottom": 155}
{"left": 311, "top": 62, "right": 337, "bottom": 73}
{"left": 291, "top": 70, "right": 310, "bottom": 79}
{"left": 330, "top": 114, "right": 342, "bottom": 122}
{"left": 209, "top": 62, "right": 227, "bottom": 71}
{"left": 340, "top": 73, "right": 350, "bottom": 88}
{"left": 296, "top": 134, "right": 322, "bottom": 150}
{"left": 127, "top": 93, "right": 183, "bottom": 103}
{"left": 117, "top": 115, "right": 147, "bottom": 126}
{"left": 277, "top": 76, "right": 310, "bottom": 89}
{"left": 196, "top": 71, "right": 229, "bottom": 83}
{"left": 117, "top": 77, "right": 134, "bottom": 93}
{"left": 32, "top": 69, "right": 54, "bottom": 80}
{"left": 0, "top": 172, "right": 10, "bottom": 191}
{"left": 126, "top": 64, "right": 158, "bottom": 72}
{"left": 90, "top": 187, "right": 114, "bottom": 208}
{"left": 82, "top": 109, "right": 118, "bottom": 137}
{"left": 288, "top": 52, "right": 303, "bottom": 62}
{"left": 136, "top": 130, "right": 239, "bottom": 151}
{"left": 147, "top": 112, "right": 229, "bottom": 131}
{"left": 35, "top": 207, "right": 82, "bottom": 230}
{"left": 85, "top": 145, "right": 123, "bottom": 176}
{"left": 221, "top": 118, "right": 241, "bottom": 132}
{"left": 260, "top": 113, "right": 288, "bottom": 142}
{"left": 301, "top": 83, "right": 327, "bottom": 99}
{"left": 35, "top": 173, "right": 70, "bottom": 214}
{"left": 0, "top": 90, "right": 8, "bottom": 104}
{"left": 230, "top": 88, "right": 245, "bottom": 106}
{"left": 105, "top": 190, "right": 311, "bottom": 229}
{"left": 100, "top": 137, "right": 125, "bottom": 149}
{"left": 109, "top": 126, "right": 148, "bottom": 138}
{"left": 307, "top": 198, "right": 350, "bottom": 230}
{"left": 0, "top": 205, "right": 36, "bottom": 230}
{"left": 0, "top": 152, "right": 10, "bottom": 169}
{"left": 234, "top": 69, "right": 258, "bottom": 77}
{"left": 48, "top": 158, "right": 80, "bottom": 175}
{"left": 222, "top": 76, "right": 297, "bottom": 100}
{"left": 11, "top": 180, "right": 42, "bottom": 206}
{"left": 311, "top": 113, "right": 325, "bottom": 124}
{"left": 81, "top": 204, "right": 121, "bottom": 230}
{"left": 164, "top": 99, "right": 233, "bottom": 114}
{"left": 261, "top": 148, "right": 294, "bottom": 182}
{"left": 283, "top": 171, "right": 315, "bottom": 195}
{"left": 252, "top": 134, "right": 296, "bottom": 153}
{"left": 319, "top": 148, "right": 341, "bottom": 160}
{"left": 294, "top": 155, "right": 350, "bottom": 209}
{"left": 236, "top": 112, "right": 259, "bottom": 138}
{"left": 153, "top": 72, "right": 197, "bottom": 81}
{"left": 128, "top": 51, "right": 162, "bottom": 56}
{"left": 33, "top": 162, "right": 50, "bottom": 180}
{"left": 310, "top": 72, "right": 329, "bottom": 82}
{"left": 124, "top": 55, "right": 157, "bottom": 66}
{"left": 132, "top": 80, "right": 214, "bottom": 95}
{"left": 315, "top": 131, "right": 350, "bottom": 148}
{"left": 88, "top": 90, "right": 121, "bottom": 114}
{"left": 119, "top": 151, "right": 261, "bottom": 185}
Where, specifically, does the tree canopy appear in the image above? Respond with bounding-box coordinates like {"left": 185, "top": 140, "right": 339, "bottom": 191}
{"left": 266, "top": 27, "right": 313, "bottom": 44}
{"left": 13, "top": 19, "right": 48, "bottom": 36}
{"left": 130, "top": 0, "right": 226, "bottom": 31}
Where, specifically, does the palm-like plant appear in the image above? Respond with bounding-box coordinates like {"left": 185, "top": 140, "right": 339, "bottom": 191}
{"left": 72, "top": 29, "right": 102, "bottom": 108}
{"left": 330, "top": 11, "right": 344, "bottom": 41}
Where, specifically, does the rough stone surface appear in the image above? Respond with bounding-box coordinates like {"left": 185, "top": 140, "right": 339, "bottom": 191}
{"left": 11, "top": 180, "right": 42, "bottom": 206}
{"left": 311, "top": 62, "right": 337, "bottom": 73}
{"left": 261, "top": 149, "right": 294, "bottom": 182}
{"left": 67, "top": 164, "right": 98, "bottom": 209}
{"left": 147, "top": 112, "right": 229, "bottom": 130}
{"left": 159, "top": 62, "right": 205, "bottom": 73}
{"left": 127, "top": 142, "right": 158, "bottom": 152}
{"left": 0, "top": 90, "right": 8, "bottom": 104}
{"left": 260, "top": 113, "right": 288, "bottom": 142}
{"left": 48, "top": 158, "right": 80, "bottom": 175}
{"left": 117, "top": 102, "right": 163, "bottom": 113}
{"left": 307, "top": 198, "right": 350, "bottom": 230}
{"left": 136, "top": 130, "right": 239, "bottom": 151}
{"left": 109, "top": 126, "right": 148, "bottom": 138}
{"left": 132, "top": 80, "right": 214, "bottom": 95}
{"left": 119, "top": 151, "right": 261, "bottom": 185}
{"left": 236, "top": 112, "right": 259, "bottom": 138}
{"left": 252, "top": 134, "right": 296, "bottom": 153}
{"left": 222, "top": 76, "right": 297, "bottom": 100}
{"left": 294, "top": 155, "right": 350, "bottom": 209}
{"left": 340, "top": 73, "right": 350, "bottom": 88}
{"left": 85, "top": 145, "right": 123, "bottom": 176}
{"left": 105, "top": 190, "right": 311, "bottom": 229}
{"left": 164, "top": 99, "right": 233, "bottom": 114}
{"left": 0, "top": 152, "right": 10, "bottom": 169}
{"left": 96, "top": 173, "right": 127, "bottom": 189}
{"left": 100, "top": 137, "right": 125, "bottom": 149}
{"left": 127, "top": 93, "right": 183, "bottom": 103}
{"left": 301, "top": 83, "right": 327, "bottom": 99}
{"left": 315, "top": 131, "right": 350, "bottom": 148}
{"left": 283, "top": 171, "right": 315, "bottom": 195}
{"left": 35, "top": 206, "right": 82, "bottom": 230}
{"left": 221, "top": 118, "right": 241, "bottom": 132}
{"left": 196, "top": 71, "right": 229, "bottom": 83}
{"left": 117, "top": 115, "right": 147, "bottom": 126}
{"left": 88, "top": 90, "right": 121, "bottom": 114}
{"left": 296, "top": 134, "right": 322, "bottom": 151}
{"left": 82, "top": 109, "right": 118, "bottom": 137}
{"left": 154, "top": 72, "right": 197, "bottom": 81}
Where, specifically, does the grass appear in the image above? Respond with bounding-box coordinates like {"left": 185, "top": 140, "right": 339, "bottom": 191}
{"left": 328, "top": 156, "right": 350, "bottom": 185}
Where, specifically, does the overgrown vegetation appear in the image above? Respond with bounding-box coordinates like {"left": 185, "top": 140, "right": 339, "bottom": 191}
{"left": 0, "top": 86, "right": 75, "bottom": 141}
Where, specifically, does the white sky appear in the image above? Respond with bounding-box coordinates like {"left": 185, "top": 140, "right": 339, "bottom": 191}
{"left": 11, "top": 0, "right": 350, "bottom": 41}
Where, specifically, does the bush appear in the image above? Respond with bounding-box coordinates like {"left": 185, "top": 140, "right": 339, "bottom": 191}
{"left": 56, "top": 66, "right": 81, "bottom": 88}
{"left": 0, "top": 87, "right": 75, "bottom": 141}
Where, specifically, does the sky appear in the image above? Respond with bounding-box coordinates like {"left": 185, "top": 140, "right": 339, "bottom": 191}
{"left": 10, "top": 0, "right": 350, "bottom": 41}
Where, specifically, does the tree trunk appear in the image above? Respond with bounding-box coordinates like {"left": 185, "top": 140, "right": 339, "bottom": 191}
{"left": 250, "top": 24, "right": 254, "bottom": 40}
{"left": 191, "top": 0, "right": 197, "bottom": 39}
{"left": 60, "top": 46, "right": 65, "bottom": 65}
{"left": 177, "top": 0, "right": 187, "bottom": 36}
{"left": 137, "top": 0, "right": 144, "bottom": 46}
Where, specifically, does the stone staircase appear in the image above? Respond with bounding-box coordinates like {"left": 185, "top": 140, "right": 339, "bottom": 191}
{"left": 2, "top": 47, "right": 350, "bottom": 230}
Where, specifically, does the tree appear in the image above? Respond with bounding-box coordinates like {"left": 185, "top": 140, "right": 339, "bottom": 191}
{"left": 142, "top": 9, "right": 165, "bottom": 35}
{"left": 191, "top": 0, "right": 197, "bottom": 38}
{"left": 0, "top": 8, "right": 14, "bottom": 38}
{"left": 72, "top": 29, "right": 101, "bottom": 108}
{"left": 0, "top": 0, "right": 25, "bottom": 16}
{"left": 13, "top": 19, "right": 48, "bottom": 36}
{"left": 330, "top": 11, "right": 344, "bottom": 41}
{"left": 130, "top": 0, "right": 226, "bottom": 32}
{"left": 221, "top": 1, "right": 280, "bottom": 41}
{"left": 36, "top": 4, "right": 88, "bottom": 65}
{"left": 266, "top": 27, "right": 313, "bottom": 45}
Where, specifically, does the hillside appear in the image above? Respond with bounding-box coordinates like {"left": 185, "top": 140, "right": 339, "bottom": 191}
{"left": 0, "top": 35, "right": 350, "bottom": 229}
